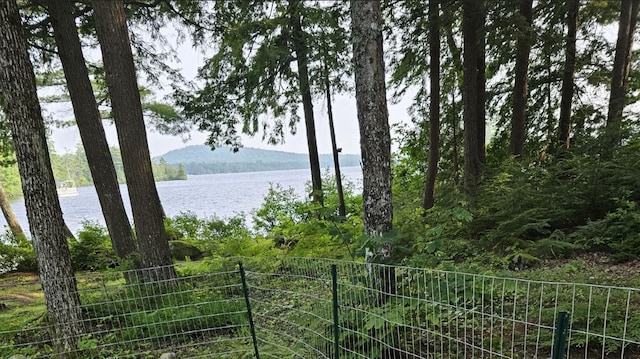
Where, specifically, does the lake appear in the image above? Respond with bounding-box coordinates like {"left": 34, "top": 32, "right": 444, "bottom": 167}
{"left": 0, "top": 167, "right": 363, "bottom": 234}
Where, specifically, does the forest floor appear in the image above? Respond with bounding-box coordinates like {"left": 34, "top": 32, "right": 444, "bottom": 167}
{"left": 538, "top": 252, "right": 640, "bottom": 287}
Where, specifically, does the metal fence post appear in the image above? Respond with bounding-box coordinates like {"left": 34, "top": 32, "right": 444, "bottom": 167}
{"left": 552, "top": 311, "right": 570, "bottom": 359}
{"left": 331, "top": 264, "right": 340, "bottom": 359}
{"left": 239, "top": 262, "right": 260, "bottom": 359}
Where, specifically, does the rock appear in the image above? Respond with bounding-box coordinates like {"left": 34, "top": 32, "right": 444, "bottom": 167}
{"left": 168, "top": 240, "right": 203, "bottom": 261}
{"left": 159, "top": 352, "right": 176, "bottom": 359}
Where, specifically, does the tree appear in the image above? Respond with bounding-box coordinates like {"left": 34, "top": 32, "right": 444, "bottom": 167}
{"left": 351, "top": 0, "right": 395, "bottom": 307}
{"left": 175, "top": 2, "right": 353, "bottom": 205}
{"left": 558, "top": 0, "right": 579, "bottom": 149}
{"left": 423, "top": 0, "right": 440, "bottom": 210}
{"left": 92, "top": 0, "right": 175, "bottom": 280}
{"left": 351, "top": 0, "right": 393, "bottom": 240}
{"left": 317, "top": 4, "right": 351, "bottom": 217}
{"left": 0, "top": 0, "right": 83, "bottom": 353}
{"left": 288, "top": 0, "right": 323, "bottom": 204}
{"left": 46, "top": 0, "right": 137, "bottom": 260}
{"left": 0, "top": 109, "right": 25, "bottom": 239}
{"left": 0, "top": 182, "right": 26, "bottom": 239}
{"left": 323, "top": 60, "right": 346, "bottom": 216}
{"left": 606, "top": 0, "right": 640, "bottom": 146}
{"left": 462, "top": 0, "right": 486, "bottom": 191}
{"left": 509, "top": 0, "right": 534, "bottom": 157}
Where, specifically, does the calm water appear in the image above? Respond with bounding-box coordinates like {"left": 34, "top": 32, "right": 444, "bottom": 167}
{"left": 0, "top": 167, "right": 362, "bottom": 234}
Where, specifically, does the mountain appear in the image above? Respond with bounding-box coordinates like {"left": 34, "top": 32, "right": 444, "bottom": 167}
{"left": 153, "top": 145, "right": 361, "bottom": 175}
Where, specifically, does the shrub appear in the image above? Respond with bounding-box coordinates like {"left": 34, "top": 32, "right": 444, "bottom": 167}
{"left": 570, "top": 200, "right": 640, "bottom": 262}
{"left": 0, "top": 230, "right": 36, "bottom": 272}
{"left": 169, "top": 240, "right": 203, "bottom": 260}
{"left": 69, "top": 221, "right": 118, "bottom": 271}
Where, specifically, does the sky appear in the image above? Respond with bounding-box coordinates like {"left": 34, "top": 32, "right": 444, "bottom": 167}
{"left": 48, "top": 26, "right": 415, "bottom": 158}
{"left": 50, "top": 90, "right": 414, "bottom": 158}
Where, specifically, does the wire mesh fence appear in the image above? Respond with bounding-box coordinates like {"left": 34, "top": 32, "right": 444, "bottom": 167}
{"left": 1, "top": 257, "right": 639, "bottom": 358}
{"left": 0, "top": 264, "right": 253, "bottom": 358}
{"left": 238, "top": 257, "right": 640, "bottom": 359}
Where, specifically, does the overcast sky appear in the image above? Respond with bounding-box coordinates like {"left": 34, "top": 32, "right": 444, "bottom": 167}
{"left": 50, "top": 90, "right": 413, "bottom": 157}
{"left": 49, "top": 25, "right": 415, "bottom": 157}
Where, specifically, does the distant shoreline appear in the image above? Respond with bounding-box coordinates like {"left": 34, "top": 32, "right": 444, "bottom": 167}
{"left": 153, "top": 145, "right": 361, "bottom": 176}
{"left": 175, "top": 161, "right": 361, "bottom": 176}
{"left": 185, "top": 165, "right": 362, "bottom": 177}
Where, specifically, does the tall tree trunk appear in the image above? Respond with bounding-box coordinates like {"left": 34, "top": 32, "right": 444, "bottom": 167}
{"left": 445, "top": 25, "right": 462, "bottom": 186}
{"left": 351, "top": 0, "right": 393, "bottom": 243}
{"left": 290, "top": 1, "right": 323, "bottom": 205}
{"left": 47, "top": 0, "right": 137, "bottom": 260}
{"left": 351, "top": 0, "right": 395, "bottom": 305}
{"left": 510, "top": 0, "right": 534, "bottom": 157}
{"left": 606, "top": 0, "right": 640, "bottom": 146}
{"left": 423, "top": 0, "right": 440, "bottom": 210}
{"left": 452, "top": 88, "right": 460, "bottom": 186}
{"left": 0, "top": 182, "right": 26, "bottom": 239}
{"left": 323, "top": 60, "right": 346, "bottom": 217}
{"left": 477, "top": 5, "right": 487, "bottom": 167}
{"left": 92, "top": 0, "right": 175, "bottom": 281}
{"left": 0, "top": 0, "right": 83, "bottom": 354}
{"left": 558, "top": 0, "right": 579, "bottom": 149}
{"left": 462, "top": 0, "right": 486, "bottom": 192}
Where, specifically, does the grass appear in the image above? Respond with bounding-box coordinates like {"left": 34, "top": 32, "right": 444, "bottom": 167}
{"left": 0, "top": 272, "right": 45, "bottom": 332}
{"left": 0, "top": 261, "right": 252, "bottom": 358}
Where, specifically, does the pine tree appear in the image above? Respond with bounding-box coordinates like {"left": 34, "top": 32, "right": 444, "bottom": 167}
{"left": 0, "top": 0, "right": 83, "bottom": 353}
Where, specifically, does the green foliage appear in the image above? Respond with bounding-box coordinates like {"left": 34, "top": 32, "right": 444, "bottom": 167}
{"left": 161, "top": 170, "right": 364, "bottom": 261}
{"left": 164, "top": 211, "right": 282, "bottom": 258}
{"left": 77, "top": 270, "right": 247, "bottom": 357}
{"left": 68, "top": 221, "right": 118, "bottom": 271}
{"left": 390, "top": 131, "right": 640, "bottom": 267}
{"left": 174, "top": 1, "right": 350, "bottom": 150}
{"left": 253, "top": 185, "right": 303, "bottom": 235}
{"left": 571, "top": 200, "right": 640, "bottom": 263}
{"left": 168, "top": 240, "right": 203, "bottom": 261}
{"left": 528, "top": 236, "right": 580, "bottom": 260}
{"left": 0, "top": 230, "right": 37, "bottom": 272}
{"left": 396, "top": 202, "right": 474, "bottom": 267}
{"left": 251, "top": 173, "right": 364, "bottom": 259}
{"left": 152, "top": 158, "right": 187, "bottom": 181}
{"left": 48, "top": 143, "right": 186, "bottom": 186}
{"left": 0, "top": 162, "right": 21, "bottom": 197}
{"left": 165, "top": 211, "right": 249, "bottom": 243}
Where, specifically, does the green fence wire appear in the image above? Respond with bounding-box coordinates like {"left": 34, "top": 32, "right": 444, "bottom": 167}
{"left": 1, "top": 257, "right": 639, "bottom": 358}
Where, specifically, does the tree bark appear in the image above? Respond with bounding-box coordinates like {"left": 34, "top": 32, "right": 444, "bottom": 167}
{"left": 351, "top": 1, "right": 397, "bottom": 306}
{"left": 606, "top": 0, "right": 640, "bottom": 146}
{"left": 462, "top": 0, "right": 486, "bottom": 192}
{"left": 452, "top": 88, "right": 460, "bottom": 186}
{"left": 510, "top": 0, "right": 534, "bottom": 157}
{"left": 0, "top": 182, "right": 26, "bottom": 239}
{"left": 0, "top": 0, "right": 83, "bottom": 354}
{"left": 47, "top": 0, "right": 137, "bottom": 260}
{"left": 351, "top": 0, "right": 393, "bottom": 241}
{"left": 558, "top": 0, "right": 579, "bottom": 150}
{"left": 445, "top": 24, "right": 462, "bottom": 186}
{"left": 423, "top": 0, "right": 440, "bottom": 210}
{"left": 92, "top": 0, "right": 175, "bottom": 280}
{"left": 290, "top": 1, "right": 323, "bottom": 205}
{"left": 351, "top": 0, "right": 395, "bottom": 305}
